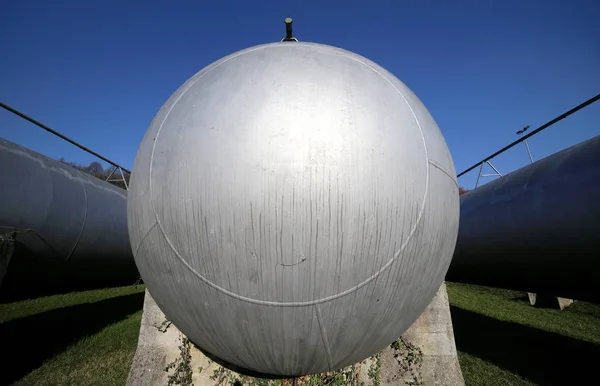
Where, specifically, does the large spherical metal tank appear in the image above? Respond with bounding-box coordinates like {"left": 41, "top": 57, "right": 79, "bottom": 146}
{"left": 127, "top": 42, "right": 459, "bottom": 376}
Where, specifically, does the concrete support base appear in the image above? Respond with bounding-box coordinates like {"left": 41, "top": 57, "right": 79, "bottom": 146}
{"left": 127, "top": 283, "right": 464, "bottom": 386}
{"left": 527, "top": 292, "right": 574, "bottom": 310}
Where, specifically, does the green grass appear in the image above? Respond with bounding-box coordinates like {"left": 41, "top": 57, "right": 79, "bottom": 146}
{"left": 0, "top": 284, "right": 146, "bottom": 386}
{"left": 2, "top": 282, "right": 599, "bottom": 385}
{"left": 1, "top": 285, "right": 145, "bottom": 323}
{"left": 455, "top": 353, "right": 536, "bottom": 386}
{"left": 447, "top": 282, "right": 600, "bottom": 385}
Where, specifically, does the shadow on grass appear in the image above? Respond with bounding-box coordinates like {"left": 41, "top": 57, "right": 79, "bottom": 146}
{"left": 450, "top": 305, "right": 600, "bottom": 385}
{"left": 0, "top": 292, "right": 144, "bottom": 385}
{"left": 0, "top": 243, "right": 140, "bottom": 303}
{"left": 512, "top": 294, "right": 532, "bottom": 303}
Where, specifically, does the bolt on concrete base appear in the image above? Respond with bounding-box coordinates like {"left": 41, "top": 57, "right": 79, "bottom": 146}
{"left": 127, "top": 283, "right": 464, "bottom": 386}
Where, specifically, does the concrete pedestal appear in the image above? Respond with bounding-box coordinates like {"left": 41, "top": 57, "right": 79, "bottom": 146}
{"left": 527, "top": 292, "right": 574, "bottom": 310}
{"left": 127, "top": 283, "right": 464, "bottom": 386}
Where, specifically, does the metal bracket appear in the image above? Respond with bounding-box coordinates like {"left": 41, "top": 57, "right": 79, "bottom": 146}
{"left": 517, "top": 125, "right": 534, "bottom": 164}
{"left": 105, "top": 166, "right": 130, "bottom": 190}
{"left": 470, "top": 125, "right": 538, "bottom": 189}
{"left": 475, "top": 161, "right": 503, "bottom": 188}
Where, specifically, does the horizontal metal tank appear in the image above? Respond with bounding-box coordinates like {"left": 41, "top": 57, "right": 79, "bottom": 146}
{"left": 447, "top": 135, "right": 600, "bottom": 303}
{"left": 0, "top": 137, "right": 138, "bottom": 301}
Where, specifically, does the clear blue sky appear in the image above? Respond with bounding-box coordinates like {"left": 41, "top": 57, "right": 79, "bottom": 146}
{"left": 1, "top": 0, "right": 599, "bottom": 189}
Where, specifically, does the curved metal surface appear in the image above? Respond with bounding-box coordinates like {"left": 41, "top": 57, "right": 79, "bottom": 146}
{"left": 447, "top": 135, "right": 600, "bottom": 302}
{"left": 0, "top": 137, "right": 138, "bottom": 299}
{"left": 128, "top": 42, "right": 459, "bottom": 376}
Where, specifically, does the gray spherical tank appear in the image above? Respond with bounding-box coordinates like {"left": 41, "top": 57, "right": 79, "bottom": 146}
{"left": 127, "top": 42, "right": 459, "bottom": 376}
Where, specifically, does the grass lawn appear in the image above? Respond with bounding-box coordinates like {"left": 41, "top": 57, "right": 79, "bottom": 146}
{"left": 0, "top": 284, "right": 146, "bottom": 386}
{"left": 447, "top": 282, "right": 600, "bottom": 385}
{"left": 1, "top": 282, "right": 599, "bottom": 385}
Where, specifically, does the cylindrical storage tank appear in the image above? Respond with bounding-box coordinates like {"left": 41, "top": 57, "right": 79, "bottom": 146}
{"left": 0, "top": 137, "right": 138, "bottom": 300}
{"left": 447, "top": 135, "right": 600, "bottom": 303}
{"left": 128, "top": 42, "right": 459, "bottom": 376}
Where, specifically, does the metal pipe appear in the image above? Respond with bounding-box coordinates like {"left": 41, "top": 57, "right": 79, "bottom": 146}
{"left": 457, "top": 94, "right": 600, "bottom": 178}
{"left": 281, "top": 17, "right": 298, "bottom": 42}
{"left": 447, "top": 135, "right": 600, "bottom": 302}
{"left": 0, "top": 137, "right": 137, "bottom": 301}
{"left": 285, "top": 18, "right": 293, "bottom": 39}
{"left": 0, "top": 102, "right": 131, "bottom": 174}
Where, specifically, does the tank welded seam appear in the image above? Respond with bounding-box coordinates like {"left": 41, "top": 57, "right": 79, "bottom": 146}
{"left": 147, "top": 44, "right": 430, "bottom": 306}
{"left": 66, "top": 178, "right": 88, "bottom": 260}
{"left": 428, "top": 160, "right": 459, "bottom": 188}
{"left": 133, "top": 221, "right": 159, "bottom": 258}
{"left": 314, "top": 304, "right": 333, "bottom": 370}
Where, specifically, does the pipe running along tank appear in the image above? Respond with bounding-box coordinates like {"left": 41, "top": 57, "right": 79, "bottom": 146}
{"left": 447, "top": 135, "right": 600, "bottom": 303}
{"left": 0, "top": 137, "right": 138, "bottom": 300}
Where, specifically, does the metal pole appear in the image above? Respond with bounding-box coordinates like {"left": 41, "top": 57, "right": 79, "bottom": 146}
{"left": 517, "top": 125, "right": 534, "bottom": 164}
{"left": 105, "top": 166, "right": 117, "bottom": 182}
{"left": 486, "top": 161, "right": 503, "bottom": 177}
{"left": 475, "top": 162, "right": 484, "bottom": 188}
{"left": 285, "top": 18, "right": 293, "bottom": 39}
{"left": 0, "top": 101, "right": 131, "bottom": 174}
{"left": 457, "top": 93, "right": 600, "bottom": 178}
{"left": 281, "top": 17, "right": 298, "bottom": 42}
{"left": 120, "top": 167, "right": 129, "bottom": 190}
{"left": 523, "top": 139, "right": 534, "bottom": 163}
